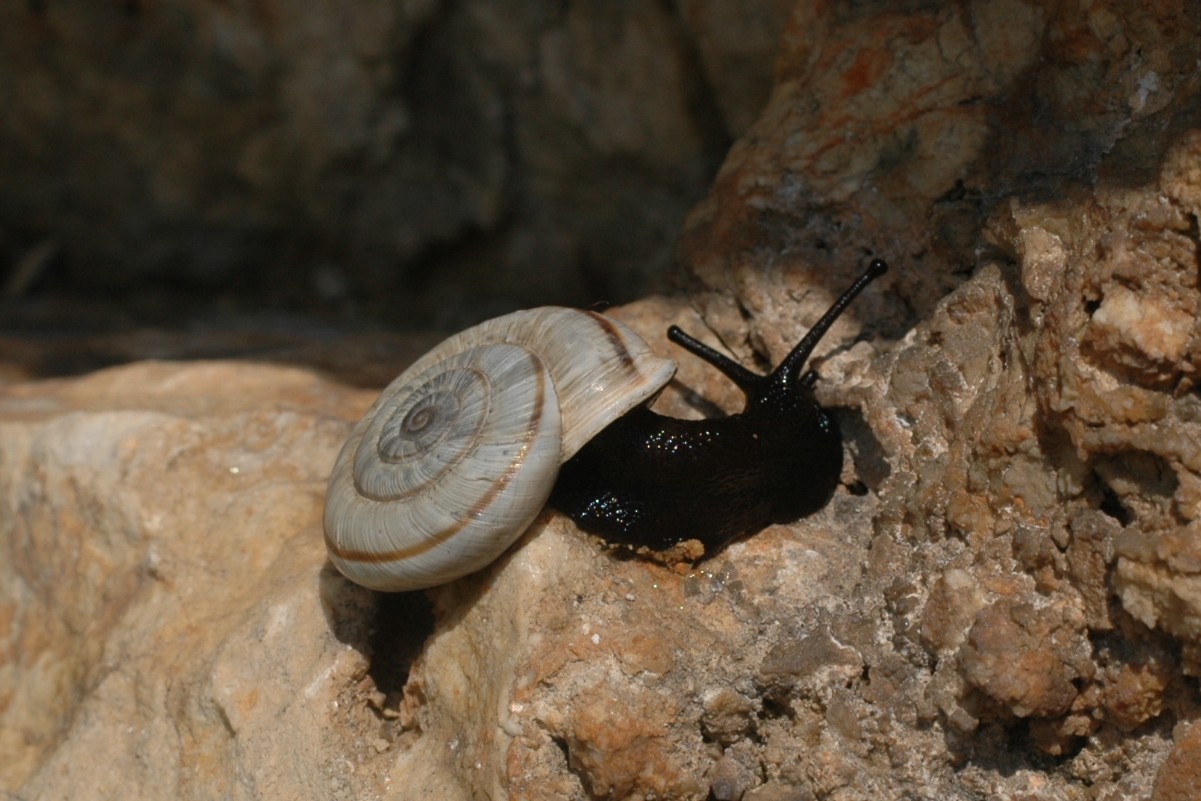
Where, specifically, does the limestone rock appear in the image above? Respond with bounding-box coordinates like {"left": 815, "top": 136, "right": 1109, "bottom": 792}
{"left": 959, "top": 598, "right": 1092, "bottom": 719}
{"left": 679, "top": 0, "right": 1201, "bottom": 363}
{"left": 667, "top": 0, "right": 1201, "bottom": 795}
{"left": 0, "top": 362, "right": 378, "bottom": 797}
{"left": 1153, "top": 721, "right": 1201, "bottom": 801}
{"left": 0, "top": 358, "right": 889, "bottom": 800}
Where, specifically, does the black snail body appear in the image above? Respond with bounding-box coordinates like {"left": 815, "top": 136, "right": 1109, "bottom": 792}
{"left": 550, "top": 258, "right": 888, "bottom": 553}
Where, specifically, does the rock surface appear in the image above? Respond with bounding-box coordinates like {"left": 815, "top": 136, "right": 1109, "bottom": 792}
{"left": 0, "top": 363, "right": 377, "bottom": 797}
{"left": 673, "top": 0, "right": 1201, "bottom": 796}
{"left": 0, "top": 351, "right": 903, "bottom": 800}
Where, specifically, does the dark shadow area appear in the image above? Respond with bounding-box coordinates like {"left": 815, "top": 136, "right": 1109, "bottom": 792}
{"left": 315, "top": 518, "right": 547, "bottom": 714}
{"left": 837, "top": 405, "right": 890, "bottom": 494}
{"left": 317, "top": 561, "right": 438, "bottom": 711}
{"left": 1093, "top": 450, "right": 1178, "bottom": 525}
{"left": 367, "top": 589, "right": 437, "bottom": 704}
{"left": 1096, "top": 480, "right": 1133, "bottom": 527}
{"left": 0, "top": 298, "right": 444, "bottom": 387}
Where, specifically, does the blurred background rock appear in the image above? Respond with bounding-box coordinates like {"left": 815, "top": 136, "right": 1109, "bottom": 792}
{"left": 0, "top": 0, "right": 791, "bottom": 351}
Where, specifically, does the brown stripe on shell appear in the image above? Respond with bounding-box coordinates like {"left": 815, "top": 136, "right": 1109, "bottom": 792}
{"left": 583, "top": 310, "right": 636, "bottom": 371}
{"left": 325, "top": 361, "right": 547, "bottom": 564}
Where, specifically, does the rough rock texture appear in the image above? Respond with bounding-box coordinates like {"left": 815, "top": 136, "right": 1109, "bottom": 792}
{"left": 671, "top": 0, "right": 1201, "bottom": 796}
{"left": 680, "top": 0, "right": 1201, "bottom": 356}
{"left": 0, "top": 355, "right": 897, "bottom": 799}
{"left": 0, "top": 363, "right": 378, "bottom": 796}
{"left": 5, "top": 1, "right": 1201, "bottom": 800}
{"left": 0, "top": 0, "right": 789, "bottom": 324}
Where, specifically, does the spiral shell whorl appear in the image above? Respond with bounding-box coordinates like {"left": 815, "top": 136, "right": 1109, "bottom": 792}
{"left": 352, "top": 361, "right": 494, "bottom": 501}
{"left": 325, "top": 344, "right": 562, "bottom": 591}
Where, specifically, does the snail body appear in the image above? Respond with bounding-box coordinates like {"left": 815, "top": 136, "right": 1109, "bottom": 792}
{"left": 553, "top": 259, "right": 887, "bottom": 552}
{"left": 324, "top": 260, "right": 887, "bottom": 591}
{"left": 549, "top": 364, "right": 840, "bottom": 553}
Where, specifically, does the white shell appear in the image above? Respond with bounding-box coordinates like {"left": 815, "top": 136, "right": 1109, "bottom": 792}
{"left": 324, "top": 307, "right": 676, "bottom": 591}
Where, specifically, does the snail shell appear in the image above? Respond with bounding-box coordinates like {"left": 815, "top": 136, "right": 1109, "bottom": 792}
{"left": 323, "top": 307, "right": 676, "bottom": 591}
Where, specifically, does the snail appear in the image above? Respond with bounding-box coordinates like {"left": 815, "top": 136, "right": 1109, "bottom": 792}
{"left": 324, "top": 259, "right": 887, "bottom": 591}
